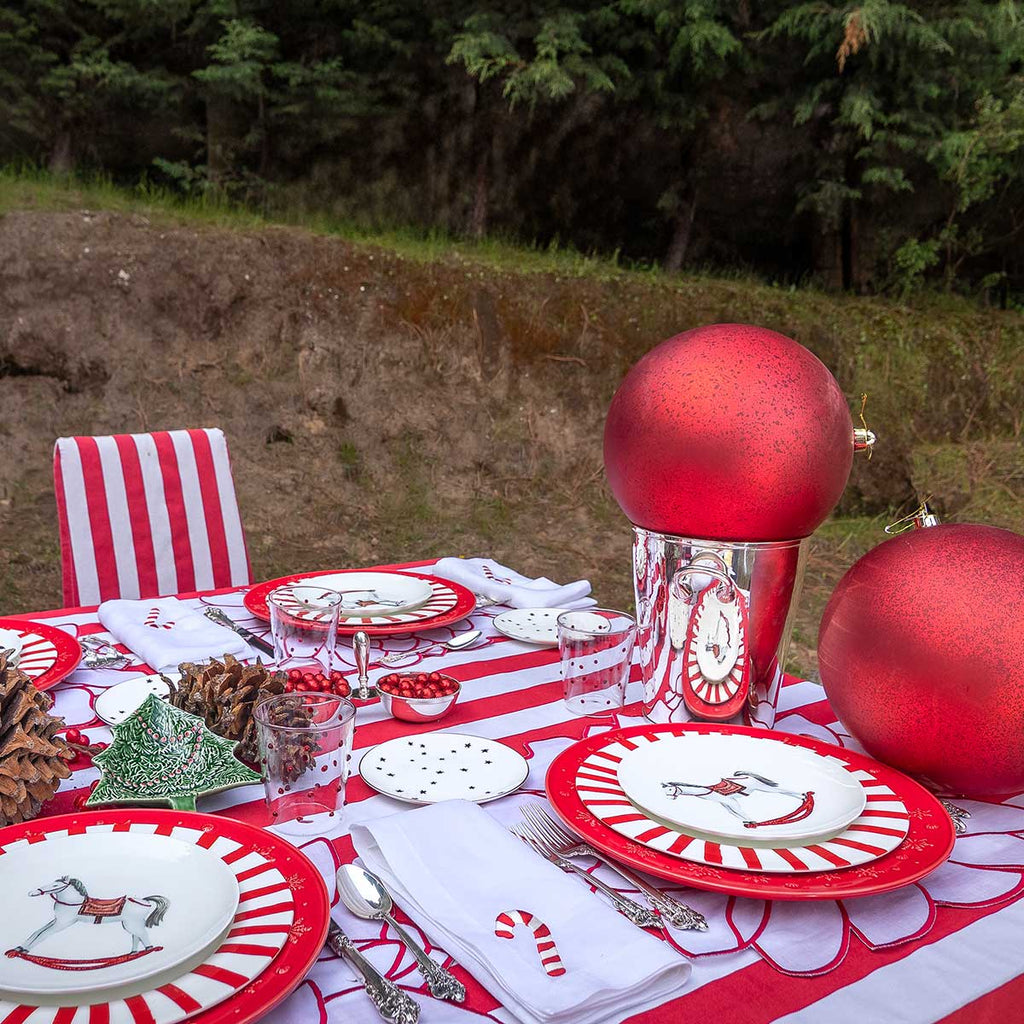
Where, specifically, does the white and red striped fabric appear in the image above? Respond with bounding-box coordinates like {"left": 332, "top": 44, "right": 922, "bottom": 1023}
{"left": 53, "top": 428, "right": 252, "bottom": 607}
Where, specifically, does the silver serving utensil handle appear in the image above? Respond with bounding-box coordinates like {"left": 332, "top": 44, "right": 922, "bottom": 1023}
{"left": 353, "top": 631, "right": 375, "bottom": 699}
{"left": 586, "top": 851, "right": 708, "bottom": 930}
{"left": 203, "top": 606, "right": 276, "bottom": 659}
{"left": 327, "top": 922, "right": 419, "bottom": 1023}
{"left": 80, "top": 637, "right": 132, "bottom": 669}
{"left": 554, "top": 856, "right": 661, "bottom": 928}
{"left": 382, "top": 912, "right": 466, "bottom": 1002}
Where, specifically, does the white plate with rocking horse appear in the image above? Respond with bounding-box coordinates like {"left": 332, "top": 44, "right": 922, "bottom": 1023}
{"left": 0, "top": 831, "right": 239, "bottom": 997}
{"left": 572, "top": 728, "right": 912, "bottom": 874}
{"left": 615, "top": 731, "right": 867, "bottom": 843}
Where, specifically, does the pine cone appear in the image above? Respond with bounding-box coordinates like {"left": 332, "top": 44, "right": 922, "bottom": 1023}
{"left": 0, "top": 651, "right": 73, "bottom": 826}
{"left": 166, "top": 655, "right": 288, "bottom": 764}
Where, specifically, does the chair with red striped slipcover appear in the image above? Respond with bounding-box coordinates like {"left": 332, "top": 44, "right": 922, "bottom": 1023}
{"left": 53, "top": 428, "right": 253, "bottom": 607}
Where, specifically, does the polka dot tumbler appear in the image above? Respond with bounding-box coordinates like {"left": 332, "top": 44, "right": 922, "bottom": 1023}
{"left": 557, "top": 609, "right": 637, "bottom": 717}
{"left": 255, "top": 692, "right": 355, "bottom": 835}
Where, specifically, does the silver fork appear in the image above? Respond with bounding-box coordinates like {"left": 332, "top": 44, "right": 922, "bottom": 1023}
{"left": 522, "top": 803, "right": 708, "bottom": 931}
{"left": 509, "top": 823, "right": 661, "bottom": 930}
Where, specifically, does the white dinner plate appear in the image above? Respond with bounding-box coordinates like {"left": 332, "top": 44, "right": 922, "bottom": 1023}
{"left": 616, "top": 730, "right": 867, "bottom": 843}
{"left": 573, "top": 729, "right": 912, "bottom": 874}
{"left": 0, "top": 831, "right": 238, "bottom": 998}
{"left": 360, "top": 733, "right": 529, "bottom": 804}
{"left": 492, "top": 608, "right": 568, "bottom": 647}
{"left": 94, "top": 672, "right": 177, "bottom": 725}
{"left": 289, "top": 571, "right": 433, "bottom": 617}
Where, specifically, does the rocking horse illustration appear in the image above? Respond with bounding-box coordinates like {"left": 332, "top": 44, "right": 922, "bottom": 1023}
{"left": 661, "top": 770, "right": 815, "bottom": 829}
{"left": 5, "top": 877, "right": 169, "bottom": 971}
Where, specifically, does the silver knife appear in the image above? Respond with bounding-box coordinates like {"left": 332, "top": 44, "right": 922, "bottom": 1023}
{"left": 203, "top": 606, "right": 276, "bottom": 658}
{"left": 326, "top": 921, "right": 420, "bottom": 1023}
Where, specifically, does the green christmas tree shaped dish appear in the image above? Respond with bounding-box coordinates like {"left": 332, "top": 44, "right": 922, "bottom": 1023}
{"left": 88, "top": 693, "right": 261, "bottom": 812}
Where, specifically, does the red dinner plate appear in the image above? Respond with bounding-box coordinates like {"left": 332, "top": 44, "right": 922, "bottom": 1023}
{"left": 0, "top": 617, "right": 83, "bottom": 691}
{"left": 546, "top": 722, "right": 956, "bottom": 901}
{"left": 243, "top": 569, "right": 476, "bottom": 637}
{"left": 0, "top": 809, "right": 329, "bottom": 1024}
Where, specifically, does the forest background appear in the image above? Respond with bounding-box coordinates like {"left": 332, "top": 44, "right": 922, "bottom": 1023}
{"left": 3, "top": 0, "right": 1024, "bottom": 298}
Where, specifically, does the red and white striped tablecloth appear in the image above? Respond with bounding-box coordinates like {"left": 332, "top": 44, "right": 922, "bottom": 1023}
{"left": 22, "top": 567, "right": 1024, "bottom": 1024}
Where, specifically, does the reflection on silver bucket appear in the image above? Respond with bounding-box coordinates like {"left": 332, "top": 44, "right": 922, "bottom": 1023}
{"left": 633, "top": 527, "right": 808, "bottom": 729}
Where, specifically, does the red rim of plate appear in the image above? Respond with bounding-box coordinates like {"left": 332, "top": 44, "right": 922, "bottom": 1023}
{"left": 0, "top": 617, "right": 83, "bottom": 692}
{"left": 243, "top": 570, "right": 477, "bottom": 636}
{"left": 546, "top": 722, "right": 957, "bottom": 901}
{"left": 0, "top": 809, "right": 329, "bottom": 1024}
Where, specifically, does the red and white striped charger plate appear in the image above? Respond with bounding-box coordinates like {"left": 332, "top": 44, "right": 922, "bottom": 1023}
{"left": 576, "top": 730, "right": 910, "bottom": 873}
{"left": 0, "top": 617, "right": 82, "bottom": 691}
{"left": 547, "top": 723, "right": 957, "bottom": 901}
{"left": 244, "top": 569, "right": 476, "bottom": 636}
{"left": 0, "top": 810, "right": 328, "bottom": 1024}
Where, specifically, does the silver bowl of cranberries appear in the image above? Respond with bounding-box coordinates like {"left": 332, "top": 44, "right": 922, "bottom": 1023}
{"left": 377, "top": 671, "right": 461, "bottom": 723}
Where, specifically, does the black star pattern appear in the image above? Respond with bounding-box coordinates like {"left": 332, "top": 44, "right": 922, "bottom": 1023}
{"left": 469, "top": 785, "right": 475, "bottom": 790}
{"left": 387, "top": 772, "right": 395, "bottom": 777}
{"left": 484, "top": 760, "right": 492, "bottom": 765}
{"left": 419, "top": 789, "right": 427, "bottom": 795}
{"left": 464, "top": 743, "right": 472, "bottom": 748}
{"left": 460, "top": 767, "right": 469, "bottom": 772}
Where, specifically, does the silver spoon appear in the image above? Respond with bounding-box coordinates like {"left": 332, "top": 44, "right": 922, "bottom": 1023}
{"left": 381, "top": 629, "right": 484, "bottom": 666}
{"left": 337, "top": 864, "right": 466, "bottom": 1003}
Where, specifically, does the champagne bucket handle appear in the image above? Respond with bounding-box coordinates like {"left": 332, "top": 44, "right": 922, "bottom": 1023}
{"left": 671, "top": 561, "right": 738, "bottom": 604}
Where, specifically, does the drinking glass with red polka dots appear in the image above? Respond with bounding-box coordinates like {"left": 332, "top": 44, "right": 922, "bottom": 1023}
{"left": 557, "top": 609, "right": 637, "bottom": 717}
{"left": 267, "top": 584, "right": 351, "bottom": 696}
{"left": 254, "top": 692, "right": 355, "bottom": 835}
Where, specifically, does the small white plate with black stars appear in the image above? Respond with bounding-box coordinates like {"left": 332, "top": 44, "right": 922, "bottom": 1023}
{"left": 492, "top": 608, "right": 567, "bottom": 647}
{"left": 358, "top": 733, "right": 530, "bottom": 805}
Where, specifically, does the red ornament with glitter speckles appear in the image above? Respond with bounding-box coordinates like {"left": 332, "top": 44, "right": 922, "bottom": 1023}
{"left": 819, "top": 519, "right": 1024, "bottom": 797}
{"left": 603, "top": 323, "right": 857, "bottom": 540}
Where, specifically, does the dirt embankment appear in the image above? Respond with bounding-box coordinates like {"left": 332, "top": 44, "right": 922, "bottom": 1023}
{"left": 2, "top": 208, "right": 1021, "bottom": 675}
{"left": 0, "top": 209, "right": 630, "bottom": 614}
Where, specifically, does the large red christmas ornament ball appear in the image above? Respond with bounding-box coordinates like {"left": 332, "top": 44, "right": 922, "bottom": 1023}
{"left": 819, "top": 523, "right": 1024, "bottom": 797}
{"left": 603, "top": 324, "right": 854, "bottom": 540}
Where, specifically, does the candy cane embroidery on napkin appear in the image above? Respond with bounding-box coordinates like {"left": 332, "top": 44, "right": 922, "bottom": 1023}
{"left": 494, "top": 910, "right": 565, "bottom": 977}
{"left": 481, "top": 564, "right": 513, "bottom": 586}
{"left": 144, "top": 608, "right": 175, "bottom": 630}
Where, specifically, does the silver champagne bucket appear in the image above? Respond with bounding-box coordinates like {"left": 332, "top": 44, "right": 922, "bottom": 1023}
{"left": 633, "top": 527, "right": 808, "bottom": 729}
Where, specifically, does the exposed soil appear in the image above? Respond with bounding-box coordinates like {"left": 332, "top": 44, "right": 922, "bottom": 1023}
{"left": 2, "top": 208, "right": 1021, "bottom": 676}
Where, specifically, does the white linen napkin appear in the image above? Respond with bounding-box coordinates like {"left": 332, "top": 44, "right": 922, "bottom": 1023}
{"left": 97, "top": 597, "right": 254, "bottom": 671}
{"left": 432, "top": 557, "right": 596, "bottom": 611}
{"left": 351, "top": 800, "right": 690, "bottom": 1024}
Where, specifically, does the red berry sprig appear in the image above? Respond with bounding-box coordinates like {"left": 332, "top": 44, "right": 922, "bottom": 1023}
{"left": 63, "top": 727, "right": 107, "bottom": 767}
{"left": 379, "top": 672, "right": 459, "bottom": 699}
{"left": 282, "top": 668, "right": 350, "bottom": 698}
